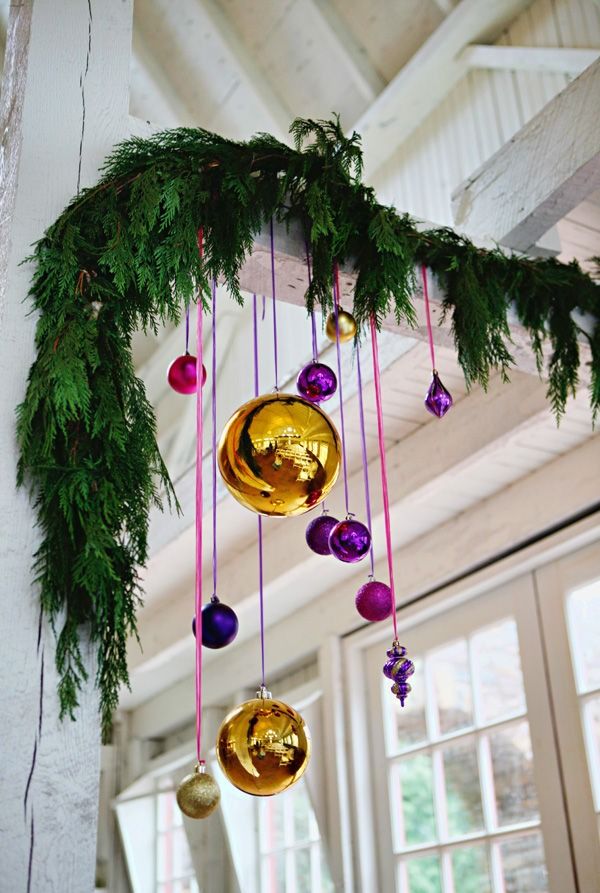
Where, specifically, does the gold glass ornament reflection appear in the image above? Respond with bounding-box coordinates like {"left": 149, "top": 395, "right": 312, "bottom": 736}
{"left": 325, "top": 308, "right": 357, "bottom": 343}
{"left": 218, "top": 393, "right": 341, "bottom": 517}
{"left": 216, "top": 687, "right": 311, "bottom": 796}
{"left": 176, "top": 762, "right": 221, "bottom": 819}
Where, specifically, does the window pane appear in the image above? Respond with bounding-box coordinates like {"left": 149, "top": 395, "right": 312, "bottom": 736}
{"left": 262, "top": 854, "right": 285, "bottom": 893}
{"left": 584, "top": 696, "right": 600, "bottom": 811}
{"left": 320, "top": 848, "right": 335, "bottom": 893}
{"left": 490, "top": 722, "right": 539, "bottom": 826}
{"left": 403, "top": 855, "right": 442, "bottom": 893}
{"left": 451, "top": 845, "right": 491, "bottom": 893}
{"left": 429, "top": 640, "right": 473, "bottom": 734}
{"left": 293, "top": 786, "right": 311, "bottom": 843}
{"left": 568, "top": 581, "right": 600, "bottom": 693}
{"left": 173, "top": 827, "right": 194, "bottom": 878}
{"left": 471, "top": 620, "right": 526, "bottom": 722}
{"left": 157, "top": 791, "right": 176, "bottom": 832}
{"left": 295, "top": 847, "right": 311, "bottom": 893}
{"left": 388, "top": 657, "right": 427, "bottom": 753}
{"left": 260, "top": 797, "right": 285, "bottom": 853}
{"left": 394, "top": 754, "right": 436, "bottom": 847}
{"left": 500, "top": 833, "right": 548, "bottom": 893}
{"left": 442, "top": 739, "right": 484, "bottom": 837}
{"left": 157, "top": 832, "right": 172, "bottom": 883}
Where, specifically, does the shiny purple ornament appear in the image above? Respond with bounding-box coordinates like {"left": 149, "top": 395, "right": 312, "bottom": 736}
{"left": 425, "top": 370, "right": 453, "bottom": 418}
{"left": 192, "top": 596, "right": 238, "bottom": 649}
{"left": 383, "top": 641, "right": 415, "bottom": 706}
{"left": 296, "top": 362, "right": 337, "bottom": 404}
{"left": 355, "top": 579, "right": 393, "bottom": 622}
{"left": 167, "top": 353, "right": 207, "bottom": 395}
{"left": 305, "top": 510, "right": 339, "bottom": 555}
{"left": 329, "top": 516, "right": 371, "bottom": 563}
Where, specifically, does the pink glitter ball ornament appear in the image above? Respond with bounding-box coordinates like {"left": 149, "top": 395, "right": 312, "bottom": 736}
{"left": 355, "top": 579, "right": 393, "bottom": 622}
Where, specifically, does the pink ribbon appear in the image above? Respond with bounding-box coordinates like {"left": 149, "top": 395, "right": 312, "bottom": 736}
{"left": 369, "top": 315, "right": 398, "bottom": 640}
{"left": 195, "top": 228, "right": 204, "bottom": 762}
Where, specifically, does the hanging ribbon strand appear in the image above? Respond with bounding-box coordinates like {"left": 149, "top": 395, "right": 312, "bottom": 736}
{"left": 297, "top": 246, "right": 337, "bottom": 405}
{"left": 333, "top": 267, "right": 350, "bottom": 517}
{"left": 194, "top": 228, "right": 205, "bottom": 762}
{"left": 269, "top": 219, "right": 279, "bottom": 391}
{"left": 370, "top": 315, "right": 414, "bottom": 705}
{"left": 253, "top": 294, "right": 267, "bottom": 688}
{"left": 422, "top": 264, "right": 453, "bottom": 418}
{"left": 211, "top": 280, "right": 218, "bottom": 599}
{"left": 356, "top": 343, "right": 375, "bottom": 578}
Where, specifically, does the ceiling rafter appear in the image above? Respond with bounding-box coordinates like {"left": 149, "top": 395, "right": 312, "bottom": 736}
{"left": 304, "top": 0, "right": 386, "bottom": 106}
{"left": 352, "top": 0, "right": 534, "bottom": 179}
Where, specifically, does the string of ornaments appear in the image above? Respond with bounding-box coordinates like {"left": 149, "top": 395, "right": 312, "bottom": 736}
{"left": 168, "top": 230, "right": 452, "bottom": 818}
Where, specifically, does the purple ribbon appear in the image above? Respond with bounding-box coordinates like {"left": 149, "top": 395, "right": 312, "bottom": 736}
{"left": 356, "top": 344, "right": 374, "bottom": 576}
{"left": 270, "top": 219, "right": 279, "bottom": 389}
{"left": 333, "top": 270, "right": 350, "bottom": 516}
{"left": 253, "top": 294, "right": 266, "bottom": 687}
{"left": 211, "top": 280, "right": 218, "bottom": 597}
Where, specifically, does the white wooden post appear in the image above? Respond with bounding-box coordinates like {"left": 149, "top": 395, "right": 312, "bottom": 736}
{"left": 0, "top": 2, "right": 132, "bottom": 890}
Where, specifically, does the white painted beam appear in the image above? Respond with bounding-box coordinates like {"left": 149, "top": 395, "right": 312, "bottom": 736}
{"left": 461, "top": 44, "right": 600, "bottom": 75}
{"left": 305, "top": 0, "right": 386, "bottom": 104}
{"left": 0, "top": 0, "right": 133, "bottom": 888}
{"left": 352, "top": 0, "right": 534, "bottom": 179}
{"left": 130, "top": 28, "right": 194, "bottom": 127}
{"left": 129, "top": 433, "right": 600, "bottom": 738}
{"left": 452, "top": 57, "right": 600, "bottom": 251}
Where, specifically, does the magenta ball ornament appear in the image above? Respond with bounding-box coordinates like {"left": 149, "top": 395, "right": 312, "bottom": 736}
{"left": 192, "top": 597, "right": 239, "bottom": 649}
{"left": 355, "top": 579, "right": 393, "bottom": 621}
{"left": 167, "top": 353, "right": 207, "bottom": 395}
{"left": 329, "top": 517, "right": 371, "bottom": 563}
{"left": 296, "top": 362, "right": 337, "bottom": 404}
{"left": 305, "top": 510, "right": 339, "bottom": 555}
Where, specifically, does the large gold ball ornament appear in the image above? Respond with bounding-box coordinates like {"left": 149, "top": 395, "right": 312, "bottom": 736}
{"left": 176, "top": 763, "right": 221, "bottom": 819}
{"left": 216, "top": 689, "right": 311, "bottom": 796}
{"left": 325, "top": 307, "right": 357, "bottom": 343}
{"left": 217, "top": 393, "right": 341, "bottom": 517}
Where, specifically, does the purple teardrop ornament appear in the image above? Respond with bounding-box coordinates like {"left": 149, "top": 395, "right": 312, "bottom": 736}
{"left": 329, "top": 517, "right": 371, "bottom": 563}
{"left": 425, "top": 371, "right": 452, "bottom": 418}
{"left": 305, "top": 510, "right": 339, "bottom": 555}
{"left": 383, "top": 641, "right": 415, "bottom": 706}
{"left": 296, "top": 362, "right": 337, "bottom": 403}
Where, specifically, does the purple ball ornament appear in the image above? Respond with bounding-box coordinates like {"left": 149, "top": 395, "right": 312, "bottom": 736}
{"left": 355, "top": 578, "right": 393, "bottom": 622}
{"left": 305, "top": 509, "right": 339, "bottom": 555}
{"left": 192, "top": 596, "right": 239, "bottom": 649}
{"left": 383, "top": 641, "right": 415, "bottom": 706}
{"left": 425, "top": 370, "right": 453, "bottom": 418}
{"left": 168, "top": 352, "right": 208, "bottom": 395}
{"left": 296, "top": 362, "right": 337, "bottom": 404}
{"left": 329, "top": 515, "right": 371, "bottom": 563}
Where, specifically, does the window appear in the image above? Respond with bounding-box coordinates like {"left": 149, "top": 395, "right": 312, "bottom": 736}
{"left": 259, "top": 780, "right": 333, "bottom": 893}
{"left": 566, "top": 579, "right": 600, "bottom": 821}
{"left": 156, "top": 787, "right": 199, "bottom": 893}
{"left": 383, "top": 618, "right": 546, "bottom": 893}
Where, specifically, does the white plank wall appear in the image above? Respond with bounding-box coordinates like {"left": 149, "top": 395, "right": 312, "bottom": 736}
{"left": 372, "top": 0, "right": 600, "bottom": 244}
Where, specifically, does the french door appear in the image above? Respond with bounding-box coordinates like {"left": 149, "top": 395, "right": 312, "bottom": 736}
{"left": 357, "top": 540, "right": 600, "bottom": 893}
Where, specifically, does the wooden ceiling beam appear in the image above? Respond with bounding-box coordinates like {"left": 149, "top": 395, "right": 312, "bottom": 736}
{"left": 352, "top": 0, "right": 534, "bottom": 179}
{"left": 461, "top": 44, "right": 599, "bottom": 76}
{"left": 452, "top": 57, "right": 600, "bottom": 251}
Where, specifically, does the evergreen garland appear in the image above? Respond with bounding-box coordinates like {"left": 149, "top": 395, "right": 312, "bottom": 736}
{"left": 17, "top": 117, "right": 600, "bottom": 739}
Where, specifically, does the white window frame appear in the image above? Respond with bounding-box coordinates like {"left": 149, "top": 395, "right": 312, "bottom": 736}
{"left": 342, "top": 514, "right": 600, "bottom": 893}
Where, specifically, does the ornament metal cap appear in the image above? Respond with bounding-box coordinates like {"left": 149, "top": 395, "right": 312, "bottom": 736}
{"left": 257, "top": 683, "right": 273, "bottom": 699}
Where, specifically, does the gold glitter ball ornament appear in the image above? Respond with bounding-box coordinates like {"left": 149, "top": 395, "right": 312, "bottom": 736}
{"left": 216, "top": 688, "right": 311, "bottom": 796}
{"left": 325, "top": 307, "right": 357, "bottom": 343}
{"left": 217, "top": 392, "right": 341, "bottom": 517}
{"left": 176, "top": 763, "right": 221, "bottom": 819}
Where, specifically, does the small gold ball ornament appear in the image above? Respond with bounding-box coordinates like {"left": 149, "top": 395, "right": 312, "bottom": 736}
{"left": 218, "top": 392, "right": 341, "bottom": 517}
{"left": 176, "top": 762, "right": 221, "bottom": 819}
{"left": 216, "top": 687, "right": 311, "bottom": 796}
{"left": 325, "top": 307, "right": 357, "bottom": 343}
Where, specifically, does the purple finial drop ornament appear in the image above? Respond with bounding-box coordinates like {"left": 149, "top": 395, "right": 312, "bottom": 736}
{"left": 424, "top": 370, "right": 453, "bottom": 418}
{"left": 329, "top": 516, "right": 371, "bottom": 563}
{"left": 355, "top": 578, "right": 393, "bottom": 622}
{"left": 192, "top": 596, "right": 239, "bottom": 649}
{"left": 383, "top": 641, "right": 415, "bottom": 706}
{"left": 167, "top": 353, "right": 207, "bottom": 395}
{"left": 305, "top": 509, "right": 339, "bottom": 555}
{"left": 296, "top": 362, "right": 337, "bottom": 403}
